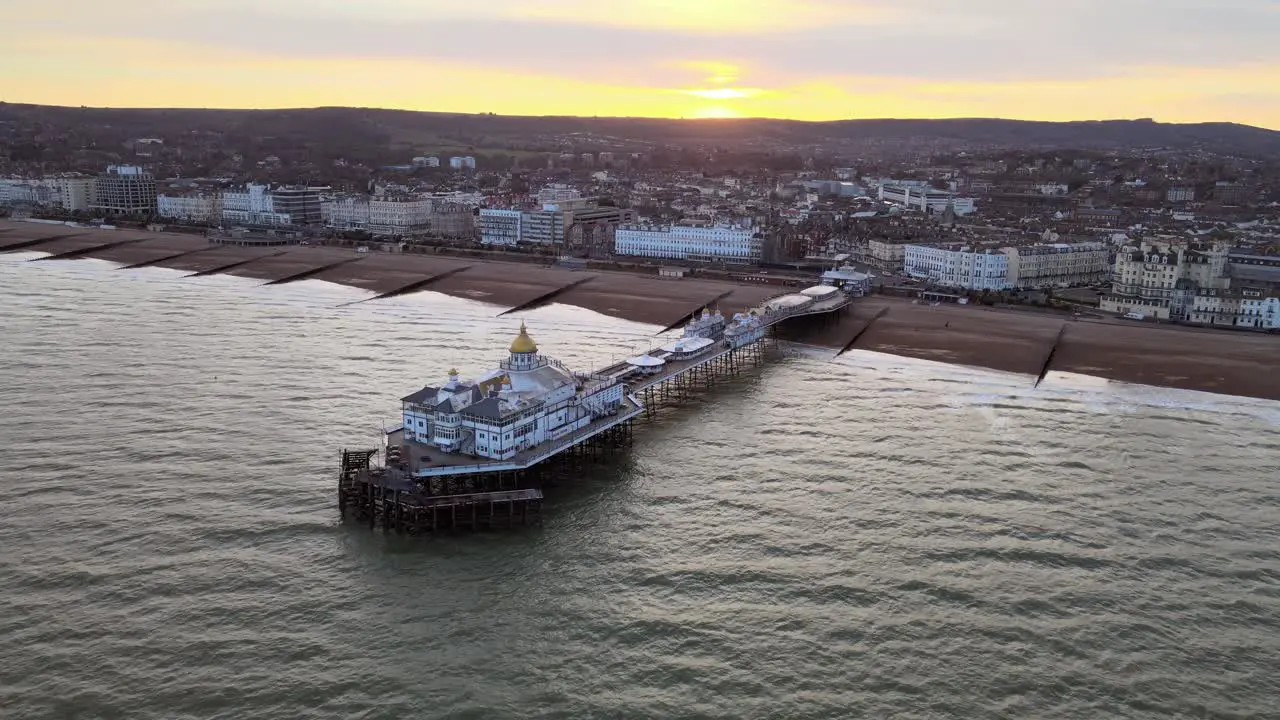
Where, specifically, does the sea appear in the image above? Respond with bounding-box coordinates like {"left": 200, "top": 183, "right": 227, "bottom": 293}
{"left": 2, "top": 252, "right": 1279, "bottom": 720}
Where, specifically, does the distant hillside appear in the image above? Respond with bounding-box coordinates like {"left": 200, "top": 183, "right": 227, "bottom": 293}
{"left": 814, "top": 117, "right": 1280, "bottom": 153}
{"left": 2, "top": 103, "right": 1279, "bottom": 158}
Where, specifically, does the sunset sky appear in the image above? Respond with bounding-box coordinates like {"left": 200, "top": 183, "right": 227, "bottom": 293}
{"left": 4, "top": 0, "right": 1279, "bottom": 128}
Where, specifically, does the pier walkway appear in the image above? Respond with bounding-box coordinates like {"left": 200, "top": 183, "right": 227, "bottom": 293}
{"left": 396, "top": 289, "right": 850, "bottom": 478}
{"left": 339, "top": 288, "right": 854, "bottom": 532}
{"left": 620, "top": 292, "right": 851, "bottom": 391}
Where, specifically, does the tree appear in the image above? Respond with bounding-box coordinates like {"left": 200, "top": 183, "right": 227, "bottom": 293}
{"left": 8, "top": 143, "right": 43, "bottom": 162}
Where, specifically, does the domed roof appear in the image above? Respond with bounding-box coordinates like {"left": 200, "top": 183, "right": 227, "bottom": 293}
{"left": 509, "top": 322, "right": 538, "bottom": 354}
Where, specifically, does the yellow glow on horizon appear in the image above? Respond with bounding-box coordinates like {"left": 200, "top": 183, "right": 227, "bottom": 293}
{"left": 678, "top": 61, "right": 742, "bottom": 85}
{"left": 0, "top": 35, "right": 1277, "bottom": 130}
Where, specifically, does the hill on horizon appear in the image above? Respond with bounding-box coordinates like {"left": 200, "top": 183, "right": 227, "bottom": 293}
{"left": 3, "top": 102, "right": 1279, "bottom": 158}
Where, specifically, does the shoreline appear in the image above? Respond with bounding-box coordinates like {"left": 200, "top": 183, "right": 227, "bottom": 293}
{"left": 3, "top": 219, "right": 1278, "bottom": 403}
{"left": 0, "top": 220, "right": 784, "bottom": 327}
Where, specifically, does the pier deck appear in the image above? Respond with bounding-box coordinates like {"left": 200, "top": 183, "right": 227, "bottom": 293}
{"left": 394, "top": 294, "right": 849, "bottom": 478}
{"left": 595, "top": 292, "right": 851, "bottom": 381}
{"left": 339, "top": 450, "right": 548, "bottom": 532}
{"left": 338, "top": 287, "right": 854, "bottom": 533}
{"left": 396, "top": 394, "right": 646, "bottom": 478}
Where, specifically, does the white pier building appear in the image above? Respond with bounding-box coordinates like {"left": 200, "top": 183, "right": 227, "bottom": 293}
{"left": 401, "top": 323, "right": 624, "bottom": 462}
{"left": 724, "top": 311, "right": 767, "bottom": 348}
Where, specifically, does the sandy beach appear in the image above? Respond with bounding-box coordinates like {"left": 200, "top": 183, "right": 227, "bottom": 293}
{"left": 783, "top": 300, "right": 1280, "bottom": 400}
{"left": 4, "top": 219, "right": 1278, "bottom": 401}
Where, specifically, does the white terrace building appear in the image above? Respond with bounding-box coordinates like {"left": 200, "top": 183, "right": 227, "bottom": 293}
{"left": 220, "top": 183, "right": 292, "bottom": 227}
{"left": 0, "top": 177, "right": 97, "bottom": 211}
{"left": 1102, "top": 242, "right": 1230, "bottom": 321}
{"left": 157, "top": 192, "right": 222, "bottom": 224}
{"left": 0, "top": 179, "right": 58, "bottom": 207}
{"left": 1001, "top": 242, "right": 1111, "bottom": 289}
{"left": 903, "top": 244, "right": 1010, "bottom": 291}
{"left": 400, "top": 324, "right": 624, "bottom": 462}
{"left": 614, "top": 224, "right": 761, "bottom": 263}
{"left": 322, "top": 195, "right": 439, "bottom": 236}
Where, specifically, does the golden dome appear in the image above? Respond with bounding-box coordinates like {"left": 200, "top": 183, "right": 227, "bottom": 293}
{"left": 509, "top": 322, "right": 538, "bottom": 354}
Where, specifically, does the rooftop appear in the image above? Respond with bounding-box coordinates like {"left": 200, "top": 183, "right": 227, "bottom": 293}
{"left": 1231, "top": 265, "right": 1280, "bottom": 284}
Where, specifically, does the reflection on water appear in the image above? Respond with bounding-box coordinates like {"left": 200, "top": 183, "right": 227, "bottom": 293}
{"left": 2, "top": 254, "right": 1278, "bottom": 719}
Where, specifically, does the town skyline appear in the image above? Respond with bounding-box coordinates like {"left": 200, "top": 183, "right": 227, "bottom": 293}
{"left": 5, "top": 0, "right": 1280, "bottom": 130}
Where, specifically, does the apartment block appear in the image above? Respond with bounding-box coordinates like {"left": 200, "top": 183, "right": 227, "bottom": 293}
{"left": 614, "top": 224, "right": 760, "bottom": 263}
{"left": 1002, "top": 242, "right": 1111, "bottom": 289}
{"left": 478, "top": 209, "right": 523, "bottom": 246}
{"left": 536, "top": 184, "right": 582, "bottom": 205}
{"left": 866, "top": 239, "right": 907, "bottom": 272}
{"left": 878, "top": 185, "right": 976, "bottom": 216}
{"left": 51, "top": 177, "right": 95, "bottom": 211}
{"left": 271, "top": 186, "right": 325, "bottom": 225}
{"left": 221, "top": 184, "right": 292, "bottom": 227}
{"left": 90, "top": 165, "right": 157, "bottom": 215}
{"left": 903, "top": 244, "right": 1010, "bottom": 291}
{"left": 324, "top": 195, "right": 475, "bottom": 238}
{"left": 157, "top": 192, "right": 221, "bottom": 223}
{"left": 479, "top": 200, "right": 629, "bottom": 250}
{"left": 1102, "top": 242, "right": 1229, "bottom": 321}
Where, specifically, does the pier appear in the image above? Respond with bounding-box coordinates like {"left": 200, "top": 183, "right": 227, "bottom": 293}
{"left": 339, "top": 284, "right": 858, "bottom": 534}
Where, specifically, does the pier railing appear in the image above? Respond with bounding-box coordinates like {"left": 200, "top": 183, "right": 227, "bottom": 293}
{"left": 411, "top": 396, "right": 647, "bottom": 478}
{"left": 753, "top": 293, "right": 850, "bottom": 327}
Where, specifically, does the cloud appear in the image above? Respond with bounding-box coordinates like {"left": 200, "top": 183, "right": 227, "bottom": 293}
{"left": 16, "top": 0, "right": 1280, "bottom": 84}
{"left": 678, "top": 62, "right": 745, "bottom": 85}
{"left": 4, "top": 0, "right": 1280, "bottom": 127}
{"left": 682, "top": 88, "right": 768, "bottom": 100}
{"left": 507, "top": 0, "right": 886, "bottom": 32}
